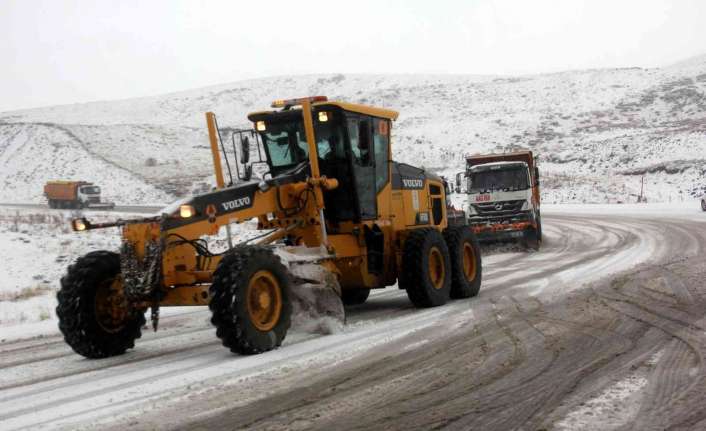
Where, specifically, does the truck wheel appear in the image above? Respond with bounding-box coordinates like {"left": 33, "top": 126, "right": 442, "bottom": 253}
{"left": 48, "top": 199, "right": 56, "bottom": 209}
{"left": 342, "top": 288, "right": 370, "bottom": 306}
{"left": 702, "top": 200, "right": 706, "bottom": 212}
{"left": 523, "top": 227, "right": 541, "bottom": 251}
{"left": 443, "top": 226, "right": 482, "bottom": 298}
{"left": 209, "top": 246, "right": 292, "bottom": 354}
{"left": 400, "top": 228, "right": 451, "bottom": 308}
{"left": 56, "top": 251, "right": 145, "bottom": 358}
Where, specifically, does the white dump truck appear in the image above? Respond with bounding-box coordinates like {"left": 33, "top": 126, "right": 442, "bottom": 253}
{"left": 457, "top": 150, "right": 542, "bottom": 249}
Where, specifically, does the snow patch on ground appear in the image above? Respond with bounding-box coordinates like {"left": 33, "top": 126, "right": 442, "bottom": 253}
{"left": 555, "top": 350, "right": 664, "bottom": 430}
{"left": 0, "top": 208, "right": 124, "bottom": 326}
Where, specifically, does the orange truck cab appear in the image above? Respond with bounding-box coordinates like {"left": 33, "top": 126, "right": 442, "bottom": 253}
{"left": 456, "top": 150, "right": 542, "bottom": 249}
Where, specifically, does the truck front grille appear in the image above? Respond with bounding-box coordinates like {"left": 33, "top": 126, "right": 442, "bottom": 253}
{"left": 472, "top": 199, "right": 525, "bottom": 216}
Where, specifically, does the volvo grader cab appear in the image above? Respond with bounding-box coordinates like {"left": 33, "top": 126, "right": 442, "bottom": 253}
{"left": 57, "top": 96, "right": 483, "bottom": 358}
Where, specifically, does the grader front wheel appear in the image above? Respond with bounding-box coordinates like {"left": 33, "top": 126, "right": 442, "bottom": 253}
{"left": 209, "top": 246, "right": 292, "bottom": 355}
{"left": 56, "top": 251, "right": 145, "bottom": 359}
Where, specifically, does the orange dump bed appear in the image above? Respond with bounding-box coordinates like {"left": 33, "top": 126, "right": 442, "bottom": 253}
{"left": 44, "top": 181, "right": 85, "bottom": 200}
{"left": 465, "top": 151, "right": 535, "bottom": 172}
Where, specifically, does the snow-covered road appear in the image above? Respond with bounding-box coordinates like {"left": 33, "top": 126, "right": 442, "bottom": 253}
{"left": 1, "top": 205, "right": 705, "bottom": 430}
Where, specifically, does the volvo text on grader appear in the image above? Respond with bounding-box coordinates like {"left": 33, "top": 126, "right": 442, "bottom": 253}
{"left": 57, "top": 96, "right": 483, "bottom": 358}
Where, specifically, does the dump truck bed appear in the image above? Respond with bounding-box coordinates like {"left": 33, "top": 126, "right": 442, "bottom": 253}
{"left": 44, "top": 181, "right": 84, "bottom": 200}
{"left": 466, "top": 151, "right": 535, "bottom": 172}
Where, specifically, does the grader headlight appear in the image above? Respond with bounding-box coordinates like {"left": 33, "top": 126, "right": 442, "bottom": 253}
{"left": 179, "top": 204, "right": 196, "bottom": 219}
{"left": 256, "top": 121, "right": 266, "bottom": 131}
{"left": 318, "top": 111, "right": 329, "bottom": 122}
{"left": 71, "top": 218, "right": 90, "bottom": 232}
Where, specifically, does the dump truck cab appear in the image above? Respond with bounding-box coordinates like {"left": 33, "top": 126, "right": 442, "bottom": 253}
{"left": 458, "top": 150, "right": 542, "bottom": 249}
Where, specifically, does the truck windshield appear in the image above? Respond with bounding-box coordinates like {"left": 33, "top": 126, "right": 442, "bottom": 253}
{"left": 80, "top": 186, "right": 100, "bottom": 194}
{"left": 469, "top": 167, "right": 529, "bottom": 193}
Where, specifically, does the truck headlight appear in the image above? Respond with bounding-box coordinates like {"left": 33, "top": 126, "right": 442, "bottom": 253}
{"left": 521, "top": 200, "right": 531, "bottom": 211}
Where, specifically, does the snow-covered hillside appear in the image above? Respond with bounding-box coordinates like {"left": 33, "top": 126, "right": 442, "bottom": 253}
{"left": 1, "top": 55, "right": 705, "bottom": 204}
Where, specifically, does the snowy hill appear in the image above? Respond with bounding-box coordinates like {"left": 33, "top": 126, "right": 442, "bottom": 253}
{"left": 1, "top": 57, "right": 705, "bottom": 204}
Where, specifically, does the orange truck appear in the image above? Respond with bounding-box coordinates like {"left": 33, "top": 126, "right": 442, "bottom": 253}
{"left": 455, "top": 150, "right": 542, "bottom": 249}
{"left": 43, "top": 181, "right": 115, "bottom": 209}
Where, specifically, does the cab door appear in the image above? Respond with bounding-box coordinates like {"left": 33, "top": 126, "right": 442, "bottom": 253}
{"left": 346, "top": 116, "right": 377, "bottom": 220}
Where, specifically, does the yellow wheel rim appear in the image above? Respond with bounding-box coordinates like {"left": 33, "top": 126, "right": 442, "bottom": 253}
{"left": 462, "top": 242, "right": 477, "bottom": 281}
{"left": 246, "top": 270, "right": 282, "bottom": 332}
{"left": 94, "top": 277, "right": 128, "bottom": 333}
{"left": 428, "top": 246, "right": 446, "bottom": 290}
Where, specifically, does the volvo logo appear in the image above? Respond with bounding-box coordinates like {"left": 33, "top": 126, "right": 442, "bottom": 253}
{"left": 402, "top": 178, "right": 424, "bottom": 189}
{"left": 221, "top": 196, "right": 251, "bottom": 211}
{"left": 494, "top": 203, "right": 503, "bottom": 211}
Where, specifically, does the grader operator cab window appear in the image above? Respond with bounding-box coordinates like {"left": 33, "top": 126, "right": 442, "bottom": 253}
{"left": 255, "top": 107, "right": 389, "bottom": 222}
{"left": 372, "top": 118, "right": 390, "bottom": 192}
{"left": 347, "top": 117, "right": 377, "bottom": 219}
{"left": 260, "top": 121, "right": 310, "bottom": 175}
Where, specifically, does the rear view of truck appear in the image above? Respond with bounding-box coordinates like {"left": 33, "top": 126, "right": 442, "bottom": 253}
{"left": 457, "top": 150, "right": 542, "bottom": 250}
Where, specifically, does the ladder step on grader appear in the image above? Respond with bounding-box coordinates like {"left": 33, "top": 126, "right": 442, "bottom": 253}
{"left": 57, "top": 96, "right": 483, "bottom": 358}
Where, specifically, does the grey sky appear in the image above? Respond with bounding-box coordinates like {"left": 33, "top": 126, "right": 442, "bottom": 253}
{"left": 2, "top": 0, "right": 705, "bottom": 112}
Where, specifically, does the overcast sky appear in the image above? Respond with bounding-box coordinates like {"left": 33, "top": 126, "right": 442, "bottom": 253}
{"left": 2, "top": 0, "right": 705, "bottom": 112}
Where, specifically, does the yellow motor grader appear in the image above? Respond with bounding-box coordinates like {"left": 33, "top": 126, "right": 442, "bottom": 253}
{"left": 57, "top": 96, "right": 482, "bottom": 358}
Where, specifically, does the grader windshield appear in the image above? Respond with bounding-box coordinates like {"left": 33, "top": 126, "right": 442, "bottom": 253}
{"left": 259, "top": 119, "right": 308, "bottom": 171}
{"left": 257, "top": 110, "right": 346, "bottom": 177}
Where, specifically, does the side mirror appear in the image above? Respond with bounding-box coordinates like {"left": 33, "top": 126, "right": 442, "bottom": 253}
{"left": 241, "top": 136, "right": 250, "bottom": 165}
{"left": 243, "top": 164, "right": 253, "bottom": 181}
{"left": 441, "top": 177, "right": 452, "bottom": 195}
{"left": 455, "top": 172, "right": 464, "bottom": 194}
{"left": 534, "top": 167, "right": 540, "bottom": 186}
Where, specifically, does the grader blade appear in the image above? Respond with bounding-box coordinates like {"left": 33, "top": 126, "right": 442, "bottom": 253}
{"left": 288, "top": 262, "right": 345, "bottom": 334}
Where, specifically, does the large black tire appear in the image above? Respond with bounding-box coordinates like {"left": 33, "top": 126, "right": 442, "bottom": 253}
{"left": 443, "top": 226, "right": 482, "bottom": 298}
{"left": 209, "top": 246, "right": 292, "bottom": 355}
{"left": 522, "top": 212, "right": 542, "bottom": 251}
{"left": 400, "top": 228, "right": 452, "bottom": 308}
{"left": 701, "top": 200, "right": 706, "bottom": 212}
{"left": 342, "top": 288, "right": 370, "bottom": 306}
{"left": 522, "top": 227, "right": 541, "bottom": 251}
{"left": 56, "top": 251, "right": 145, "bottom": 359}
{"left": 48, "top": 199, "right": 56, "bottom": 209}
